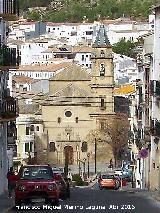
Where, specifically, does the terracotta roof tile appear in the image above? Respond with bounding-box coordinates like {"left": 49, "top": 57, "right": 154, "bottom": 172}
{"left": 12, "top": 76, "right": 35, "bottom": 84}
{"left": 16, "top": 62, "right": 71, "bottom": 72}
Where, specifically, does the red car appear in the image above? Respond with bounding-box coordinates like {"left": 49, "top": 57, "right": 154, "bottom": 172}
{"left": 15, "top": 165, "right": 59, "bottom": 207}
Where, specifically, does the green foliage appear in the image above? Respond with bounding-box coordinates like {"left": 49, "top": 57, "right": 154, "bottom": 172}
{"left": 112, "top": 39, "right": 137, "bottom": 58}
{"left": 72, "top": 174, "right": 88, "bottom": 186}
{"left": 27, "top": 11, "right": 41, "bottom": 21}
{"left": 20, "top": 0, "right": 160, "bottom": 22}
{"left": 19, "top": 0, "right": 52, "bottom": 10}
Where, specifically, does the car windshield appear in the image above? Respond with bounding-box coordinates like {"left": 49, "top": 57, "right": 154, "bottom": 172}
{"left": 102, "top": 175, "right": 114, "bottom": 179}
{"left": 19, "top": 166, "right": 53, "bottom": 180}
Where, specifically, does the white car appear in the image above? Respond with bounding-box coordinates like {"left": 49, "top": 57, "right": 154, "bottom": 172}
{"left": 114, "top": 169, "right": 123, "bottom": 176}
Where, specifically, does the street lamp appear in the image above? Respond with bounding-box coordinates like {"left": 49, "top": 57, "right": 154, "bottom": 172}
{"left": 83, "top": 158, "right": 86, "bottom": 180}
{"left": 76, "top": 145, "right": 81, "bottom": 175}
{"left": 87, "top": 153, "right": 90, "bottom": 178}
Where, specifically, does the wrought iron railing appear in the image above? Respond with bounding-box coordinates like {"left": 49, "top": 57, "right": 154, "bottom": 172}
{"left": 0, "top": 45, "right": 17, "bottom": 67}
{"left": 0, "top": 0, "right": 19, "bottom": 15}
{"left": 0, "top": 96, "right": 18, "bottom": 121}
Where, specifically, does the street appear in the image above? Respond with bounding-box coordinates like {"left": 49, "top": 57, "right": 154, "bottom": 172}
{"left": 3, "top": 186, "right": 160, "bottom": 213}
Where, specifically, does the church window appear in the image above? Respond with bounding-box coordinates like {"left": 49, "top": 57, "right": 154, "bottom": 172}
{"left": 67, "top": 133, "right": 70, "bottom": 140}
{"left": 101, "top": 98, "right": 105, "bottom": 108}
{"left": 100, "top": 63, "right": 105, "bottom": 76}
{"left": 30, "top": 125, "right": 34, "bottom": 132}
{"left": 82, "top": 55, "right": 85, "bottom": 61}
{"left": 36, "top": 126, "right": 39, "bottom": 131}
{"left": 58, "top": 117, "right": 61, "bottom": 123}
{"left": 100, "top": 50, "right": 105, "bottom": 57}
{"left": 26, "top": 127, "right": 30, "bottom": 135}
{"left": 100, "top": 121, "right": 105, "bottom": 130}
{"left": 75, "top": 117, "right": 78, "bottom": 123}
{"left": 49, "top": 142, "right": 55, "bottom": 152}
{"left": 65, "top": 110, "right": 72, "bottom": 117}
{"left": 81, "top": 142, "right": 87, "bottom": 152}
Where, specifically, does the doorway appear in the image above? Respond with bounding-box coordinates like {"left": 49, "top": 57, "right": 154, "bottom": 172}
{"left": 64, "top": 146, "right": 74, "bottom": 165}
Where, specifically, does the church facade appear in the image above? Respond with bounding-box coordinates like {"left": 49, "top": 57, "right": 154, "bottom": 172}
{"left": 15, "top": 26, "right": 115, "bottom": 170}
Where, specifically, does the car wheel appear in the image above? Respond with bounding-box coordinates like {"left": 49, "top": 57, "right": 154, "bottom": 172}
{"left": 99, "top": 185, "right": 103, "bottom": 190}
{"left": 114, "top": 186, "right": 119, "bottom": 190}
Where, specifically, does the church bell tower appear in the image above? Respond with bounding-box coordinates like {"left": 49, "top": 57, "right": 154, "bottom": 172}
{"left": 91, "top": 25, "right": 115, "bottom": 116}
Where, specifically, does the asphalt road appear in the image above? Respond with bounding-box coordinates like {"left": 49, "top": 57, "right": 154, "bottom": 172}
{"left": 5, "top": 186, "right": 160, "bottom": 213}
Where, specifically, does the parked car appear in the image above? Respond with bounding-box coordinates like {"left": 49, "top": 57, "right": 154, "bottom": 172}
{"left": 98, "top": 174, "right": 119, "bottom": 190}
{"left": 114, "top": 175, "right": 127, "bottom": 186}
{"left": 15, "top": 165, "right": 59, "bottom": 207}
{"left": 114, "top": 169, "right": 123, "bottom": 176}
{"left": 52, "top": 168, "right": 70, "bottom": 200}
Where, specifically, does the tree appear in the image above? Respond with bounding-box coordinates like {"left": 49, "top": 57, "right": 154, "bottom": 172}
{"left": 112, "top": 39, "right": 137, "bottom": 58}
{"left": 98, "top": 113, "right": 130, "bottom": 167}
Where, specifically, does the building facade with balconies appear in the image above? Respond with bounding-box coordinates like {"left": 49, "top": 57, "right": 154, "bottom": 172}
{"left": 130, "top": 7, "right": 160, "bottom": 191}
{"left": 0, "top": 0, "right": 19, "bottom": 195}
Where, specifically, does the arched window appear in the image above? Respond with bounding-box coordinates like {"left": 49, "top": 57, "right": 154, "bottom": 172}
{"left": 49, "top": 142, "right": 55, "bottom": 152}
{"left": 100, "top": 63, "right": 105, "bottom": 76}
{"left": 81, "top": 142, "right": 87, "bottom": 152}
{"left": 36, "top": 126, "right": 39, "bottom": 131}
{"left": 30, "top": 125, "right": 34, "bottom": 132}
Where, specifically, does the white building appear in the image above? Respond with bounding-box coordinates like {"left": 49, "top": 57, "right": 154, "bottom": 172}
{"left": 114, "top": 54, "right": 138, "bottom": 84}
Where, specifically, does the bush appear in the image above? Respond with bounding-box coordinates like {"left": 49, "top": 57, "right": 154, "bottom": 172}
{"left": 72, "top": 174, "right": 88, "bottom": 186}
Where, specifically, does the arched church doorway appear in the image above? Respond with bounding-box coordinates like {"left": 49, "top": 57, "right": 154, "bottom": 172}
{"left": 64, "top": 146, "right": 74, "bottom": 165}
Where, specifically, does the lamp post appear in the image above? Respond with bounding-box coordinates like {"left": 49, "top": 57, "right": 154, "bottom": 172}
{"left": 83, "top": 158, "right": 86, "bottom": 180}
{"left": 95, "top": 138, "right": 97, "bottom": 174}
{"left": 76, "top": 145, "right": 81, "bottom": 175}
{"left": 87, "top": 153, "right": 90, "bottom": 178}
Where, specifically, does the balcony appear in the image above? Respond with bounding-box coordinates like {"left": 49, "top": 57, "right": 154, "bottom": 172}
{"left": 0, "top": 45, "right": 19, "bottom": 69}
{"left": 0, "top": 96, "right": 18, "bottom": 121}
{"left": 0, "top": 0, "right": 19, "bottom": 21}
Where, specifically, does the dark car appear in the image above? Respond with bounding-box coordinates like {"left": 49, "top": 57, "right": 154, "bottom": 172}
{"left": 53, "top": 172, "right": 70, "bottom": 200}
{"left": 15, "top": 165, "right": 59, "bottom": 206}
